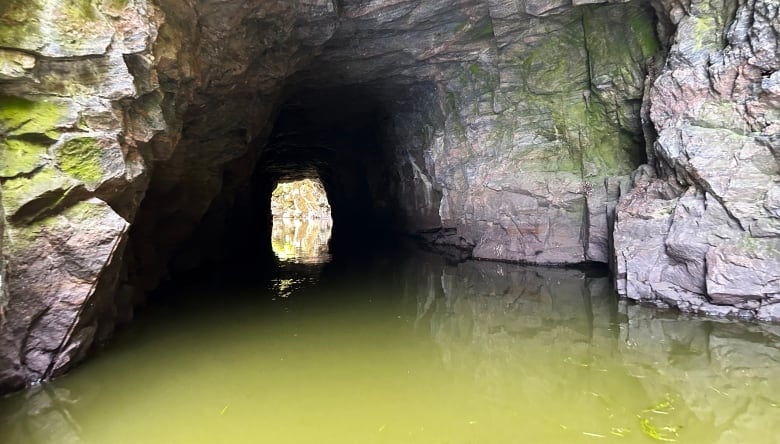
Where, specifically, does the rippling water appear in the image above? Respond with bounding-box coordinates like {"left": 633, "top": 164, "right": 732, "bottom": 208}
{"left": 1, "top": 245, "right": 779, "bottom": 443}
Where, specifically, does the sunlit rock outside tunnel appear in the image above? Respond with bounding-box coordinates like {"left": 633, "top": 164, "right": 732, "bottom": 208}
{"left": 270, "top": 178, "right": 333, "bottom": 263}
{"left": 0, "top": 0, "right": 779, "bottom": 442}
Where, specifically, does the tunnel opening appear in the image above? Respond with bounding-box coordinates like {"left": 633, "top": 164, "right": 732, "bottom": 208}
{"left": 270, "top": 178, "right": 333, "bottom": 264}
{"left": 13, "top": 0, "right": 780, "bottom": 414}
{"left": 238, "top": 83, "right": 445, "bottom": 266}
{"left": 258, "top": 87, "right": 390, "bottom": 256}
{"left": 137, "top": 80, "right": 447, "bottom": 293}
{"left": 111, "top": 0, "right": 669, "bottom": 347}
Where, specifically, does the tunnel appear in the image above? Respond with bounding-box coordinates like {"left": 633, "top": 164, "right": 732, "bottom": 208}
{"left": 126, "top": 81, "right": 448, "bottom": 296}
{"left": 3, "top": 2, "right": 780, "bottom": 438}
{"left": 247, "top": 86, "right": 430, "bottom": 258}
{"left": 101, "top": 0, "right": 663, "bottom": 313}
{"left": 0, "top": 0, "right": 688, "bottom": 394}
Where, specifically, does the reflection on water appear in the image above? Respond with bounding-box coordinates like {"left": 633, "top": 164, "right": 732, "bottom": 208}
{"left": 270, "top": 217, "right": 332, "bottom": 264}
{"left": 1, "top": 247, "right": 779, "bottom": 443}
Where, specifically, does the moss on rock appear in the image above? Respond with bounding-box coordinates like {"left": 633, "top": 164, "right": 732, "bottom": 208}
{"left": 692, "top": 17, "right": 720, "bottom": 51}
{"left": 0, "top": 139, "right": 48, "bottom": 178}
{"left": 520, "top": 14, "right": 589, "bottom": 95}
{"left": 0, "top": 167, "right": 77, "bottom": 221}
{"left": 583, "top": 5, "right": 657, "bottom": 93}
{"left": 4, "top": 196, "right": 111, "bottom": 250}
{"left": 0, "top": 0, "right": 112, "bottom": 57}
{"left": 0, "top": 96, "right": 67, "bottom": 140}
{"left": 628, "top": 12, "right": 658, "bottom": 58}
{"left": 55, "top": 137, "right": 104, "bottom": 184}
{"left": 0, "top": 0, "right": 43, "bottom": 50}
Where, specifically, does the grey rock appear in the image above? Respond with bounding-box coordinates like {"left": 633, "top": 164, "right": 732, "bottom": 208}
{"left": 522, "top": 0, "right": 571, "bottom": 17}
{"left": 614, "top": 0, "right": 780, "bottom": 319}
{"left": 0, "top": 199, "right": 128, "bottom": 391}
{"left": 706, "top": 239, "right": 780, "bottom": 305}
{"left": 0, "top": 188, "right": 6, "bottom": 324}
{"left": 0, "top": 50, "right": 36, "bottom": 80}
{"left": 0, "top": 0, "right": 114, "bottom": 57}
{"left": 758, "top": 302, "right": 780, "bottom": 322}
{"left": 613, "top": 175, "right": 681, "bottom": 302}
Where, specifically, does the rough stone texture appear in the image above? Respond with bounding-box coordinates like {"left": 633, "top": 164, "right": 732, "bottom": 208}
{"left": 270, "top": 179, "right": 332, "bottom": 220}
{"left": 0, "top": 185, "right": 6, "bottom": 321}
{"left": 0, "top": 0, "right": 159, "bottom": 392}
{"left": 129, "top": 0, "right": 656, "bottom": 296}
{"left": 421, "top": 1, "right": 652, "bottom": 264}
{"left": 0, "top": 0, "right": 776, "bottom": 392}
{"left": 614, "top": 0, "right": 780, "bottom": 321}
{"left": 0, "top": 199, "right": 128, "bottom": 389}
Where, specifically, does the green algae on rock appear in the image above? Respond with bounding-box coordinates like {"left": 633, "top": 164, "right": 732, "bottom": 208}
{"left": 0, "top": 0, "right": 114, "bottom": 57}
{"left": 0, "top": 96, "right": 69, "bottom": 140}
{"left": 0, "top": 167, "right": 80, "bottom": 224}
{"left": 0, "top": 139, "right": 48, "bottom": 179}
{"left": 55, "top": 137, "right": 105, "bottom": 185}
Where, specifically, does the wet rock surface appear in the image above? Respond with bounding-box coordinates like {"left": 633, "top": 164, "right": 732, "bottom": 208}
{"left": 0, "top": 0, "right": 777, "bottom": 392}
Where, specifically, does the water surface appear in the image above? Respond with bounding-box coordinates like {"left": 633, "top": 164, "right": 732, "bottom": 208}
{"left": 1, "top": 246, "right": 779, "bottom": 443}
{"left": 271, "top": 217, "right": 332, "bottom": 264}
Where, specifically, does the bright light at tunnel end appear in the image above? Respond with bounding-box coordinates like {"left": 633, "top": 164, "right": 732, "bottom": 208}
{"left": 270, "top": 178, "right": 333, "bottom": 264}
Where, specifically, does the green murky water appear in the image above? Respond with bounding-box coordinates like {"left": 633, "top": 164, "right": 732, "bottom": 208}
{"left": 2, "top": 237, "right": 780, "bottom": 443}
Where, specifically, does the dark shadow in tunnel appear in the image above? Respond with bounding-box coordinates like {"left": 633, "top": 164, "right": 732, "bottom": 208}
{"left": 259, "top": 88, "right": 395, "bottom": 255}
{"left": 205, "top": 85, "right": 419, "bottom": 278}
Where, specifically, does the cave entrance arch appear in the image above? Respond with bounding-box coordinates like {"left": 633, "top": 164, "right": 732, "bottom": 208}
{"left": 270, "top": 178, "right": 333, "bottom": 264}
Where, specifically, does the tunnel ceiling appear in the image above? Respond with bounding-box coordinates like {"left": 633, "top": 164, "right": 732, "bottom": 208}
{"left": 260, "top": 87, "right": 389, "bottom": 184}
{"left": 149, "top": 0, "right": 656, "bottom": 251}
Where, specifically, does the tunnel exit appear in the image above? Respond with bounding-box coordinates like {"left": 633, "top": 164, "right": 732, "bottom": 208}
{"left": 270, "top": 178, "right": 333, "bottom": 264}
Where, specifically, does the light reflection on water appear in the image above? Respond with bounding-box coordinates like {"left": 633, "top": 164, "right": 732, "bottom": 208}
{"left": 270, "top": 217, "right": 332, "bottom": 264}
{"left": 1, "top": 248, "right": 779, "bottom": 443}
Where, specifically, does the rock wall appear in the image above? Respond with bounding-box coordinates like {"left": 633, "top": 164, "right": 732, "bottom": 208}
{"left": 614, "top": 0, "right": 780, "bottom": 320}
{"left": 0, "top": 0, "right": 777, "bottom": 392}
{"left": 0, "top": 0, "right": 160, "bottom": 391}
{"left": 270, "top": 179, "right": 332, "bottom": 220}
{"left": 418, "top": 1, "right": 653, "bottom": 264}
{"left": 307, "top": 0, "right": 654, "bottom": 263}
{"left": 0, "top": 185, "right": 6, "bottom": 320}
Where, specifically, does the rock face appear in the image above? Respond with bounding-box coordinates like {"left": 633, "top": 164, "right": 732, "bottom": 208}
{"left": 0, "top": 0, "right": 158, "bottom": 391}
{"left": 270, "top": 179, "right": 332, "bottom": 220}
{"left": 613, "top": 0, "right": 780, "bottom": 320}
{"left": 0, "top": 0, "right": 777, "bottom": 391}
{"left": 1, "top": 185, "right": 7, "bottom": 322}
